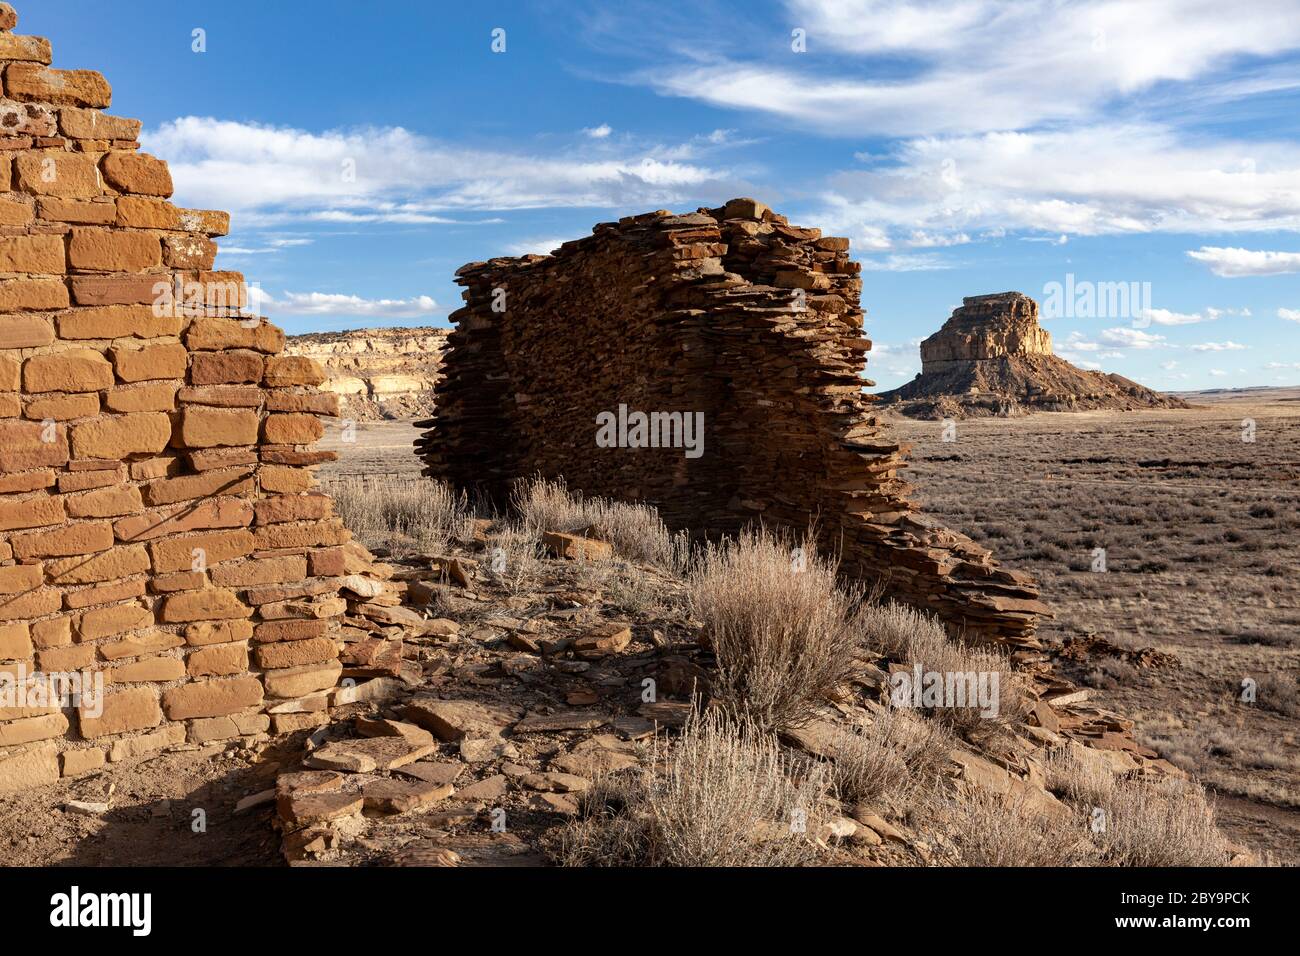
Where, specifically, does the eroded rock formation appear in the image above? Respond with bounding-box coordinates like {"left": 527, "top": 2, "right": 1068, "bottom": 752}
{"left": 285, "top": 327, "right": 447, "bottom": 421}
{"left": 879, "top": 292, "right": 1187, "bottom": 419}
{"left": 420, "top": 200, "right": 1049, "bottom": 650}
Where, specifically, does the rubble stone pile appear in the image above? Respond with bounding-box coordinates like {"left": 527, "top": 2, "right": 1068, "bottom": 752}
{"left": 878, "top": 292, "right": 1188, "bottom": 418}
{"left": 0, "top": 4, "right": 370, "bottom": 791}
{"left": 420, "top": 199, "right": 1047, "bottom": 649}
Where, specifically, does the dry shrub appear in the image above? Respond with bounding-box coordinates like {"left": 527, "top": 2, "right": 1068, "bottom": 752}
{"left": 553, "top": 709, "right": 829, "bottom": 867}
{"left": 831, "top": 706, "right": 953, "bottom": 809}
{"left": 856, "top": 601, "right": 1029, "bottom": 744}
{"left": 482, "top": 528, "right": 543, "bottom": 596}
{"left": 324, "top": 476, "right": 472, "bottom": 555}
{"left": 511, "top": 475, "right": 688, "bottom": 569}
{"left": 689, "top": 529, "right": 863, "bottom": 733}
{"left": 928, "top": 788, "right": 1088, "bottom": 867}
{"left": 1044, "top": 748, "right": 1233, "bottom": 866}
{"left": 1256, "top": 672, "right": 1300, "bottom": 718}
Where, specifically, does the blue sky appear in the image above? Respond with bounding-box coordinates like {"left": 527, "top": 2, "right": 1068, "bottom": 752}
{"left": 32, "top": 0, "right": 1300, "bottom": 391}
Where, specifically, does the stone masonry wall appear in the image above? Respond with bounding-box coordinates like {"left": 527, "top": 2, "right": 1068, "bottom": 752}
{"left": 0, "top": 5, "right": 353, "bottom": 791}
{"left": 420, "top": 198, "right": 1050, "bottom": 651}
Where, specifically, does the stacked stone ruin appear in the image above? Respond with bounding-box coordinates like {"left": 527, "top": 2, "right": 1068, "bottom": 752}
{"left": 419, "top": 198, "right": 1049, "bottom": 649}
{"left": 0, "top": 5, "right": 363, "bottom": 790}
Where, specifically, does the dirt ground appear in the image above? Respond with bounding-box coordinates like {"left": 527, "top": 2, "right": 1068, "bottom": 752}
{"left": 886, "top": 388, "right": 1300, "bottom": 864}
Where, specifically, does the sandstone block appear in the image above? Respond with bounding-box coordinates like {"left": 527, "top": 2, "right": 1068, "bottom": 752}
{"left": 141, "top": 467, "right": 253, "bottom": 506}
{"left": 5, "top": 65, "right": 111, "bottom": 108}
{"left": 64, "top": 485, "right": 144, "bottom": 519}
{"left": 190, "top": 349, "right": 263, "bottom": 385}
{"left": 70, "top": 412, "right": 171, "bottom": 458}
{"left": 0, "top": 33, "right": 52, "bottom": 63}
{"left": 108, "top": 723, "right": 186, "bottom": 761}
{"left": 68, "top": 228, "right": 160, "bottom": 272}
{"left": 164, "top": 234, "right": 216, "bottom": 270}
{"left": 0, "top": 493, "right": 63, "bottom": 531}
{"left": 186, "top": 642, "right": 248, "bottom": 677}
{"left": 187, "top": 316, "right": 283, "bottom": 353}
{"left": 0, "top": 564, "right": 42, "bottom": 594}
{"left": 24, "top": 392, "right": 100, "bottom": 421}
{"left": 23, "top": 349, "right": 113, "bottom": 393}
{"left": 254, "top": 636, "right": 336, "bottom": 670}
{"left": 263, "top": 660, "right": 342, "bottom": 699}
{"left": 111, "top": 342, "right": 187, "bottom": 382}
{"left": 77, "top": 601, "right": 152, "bottom": 641}
{"left": 264, "top": 413, "right": 323, "bottom": 445}
{"left": 264, "top": 355, "right": 325, "bottom": 386}
{"left": 58, "top": 106, "right": 140, "bottom": 141}
{"left": 209, "top": 555, "right": 307, "bottom": 588}
{"left": 0, "top": 314, "right": 54, "bottom": 349}
{"left": 57, "top": 304, "right": 182, "bottom": 340}
{"left": 159, "top": 587, "right": 250, "bottom": 623}
{"left": 0, "top": 621, "right": 32, "bottom": 659}
{"left": 97, "top": 630, "right": 182, "bottom": 661}
{"left": 38, "top": 197, "right": 116, "bottom": 224}
{"left": 0, "top": 234, "right": 64, "bottom": 273}
{"left": 108, "top": 655, "right": 185, "bottom": 684}
{"left": 78, "top": 686, "right": 161, "bottom": 739}
{"left": 101, "top": 151, "right": 172, "bottom": 196}
{"left": 0, "top": 278, "right": 68, "bottom": 311}
{"left": 178, "top": 406, "right": 259, "bottom": 447}
{"left": 149, "top": 529, "right": 256, "bottom": 573}
{"left": 0, "top": 745, "right": 59, "bottom": 793}
{"left": 161, "top": 676, "right": 263, "bottom": 720}
{"left": 0, "top": 587, "right": 60, "bottom": 621}
{"left": 46, "top": 544, "right": 149, "bottom": 585}
{"left": 13, "top": 152, "right": 99, "bottom": 198}
{"left": 37, "top": 643, "right": 95, "bottom": 671}
{"left": 61, "top": 747, "right": 107, "bottom": 777}
{"left": 184, "top": 619, "right": 253, "bottom": 647}
{"left": 11, "top": 520, "right": 112, "bottom": 558}
{"left": 105, "top": 382, "right": 179, "bottom": 413}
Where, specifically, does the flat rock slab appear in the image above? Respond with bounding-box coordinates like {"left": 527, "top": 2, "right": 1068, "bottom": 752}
{"left": 513, "top": 709, "right": 610, "bottom": 734}
{"left": 551, "top": 735, "right": 641, "bottom": 776}
{"left": 305, "top": 738, "right": 435, "bottom": 773}
{"left": 521, "top": 771, "right": 589, "bottom": 793}
{"left": 456, "top": 774, "right": 509, "bottom": 802}
{"left": 362, "top": 778, "right": 454, "bottom": 814}
{"left": 395, "top": 761, "right": 465, "bottom": 787}
{"left": 637, "top": 701, "right": 692, "bottom": 728}
{"left": 278, "top": 790, "right": 364, "bottom": 827}
{"left": 573, "top": 622, "right": 632, "bottom": 657}
{"left": 402, "top": 698, "right": 523, "bottom": 741}
{"left": 356, "top": 717, "right": 436, "bottom": 748}
{"left": 276, "top": 770, "right": 343, "bottom": 797}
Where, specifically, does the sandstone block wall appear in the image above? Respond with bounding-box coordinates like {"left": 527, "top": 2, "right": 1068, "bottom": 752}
{"left": 420, "top": 198, "right": 1049, "bottom": 649}
{"left": 0, "top": 5, "right": 350, "bottom": 790}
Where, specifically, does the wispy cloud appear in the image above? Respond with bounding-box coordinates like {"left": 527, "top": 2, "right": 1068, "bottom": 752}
{"left": 1187, "top": 247, "right": 1300, "bottom": 276}
{"left": 145, "top": 117, "right": 745, "bottom": 224}
{"left": 258, "top": 291, "right": 441, "bottom": 319}
{"left": 1189, "top": 341, "right": 1249, "bottom": 352}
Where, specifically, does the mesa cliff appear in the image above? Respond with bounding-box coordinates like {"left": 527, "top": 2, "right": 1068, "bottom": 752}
{"left": 878, "top": 292, "right": 1187, "bottom": 419}
{"left": 284, "top": 327, "right": 447, "bottom": 421}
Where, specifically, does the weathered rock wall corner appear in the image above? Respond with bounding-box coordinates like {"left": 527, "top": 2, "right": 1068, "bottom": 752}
{"left": 0, "top": 3, "right": 368, "bottom": 791}
{"left": 419, "top": 198, "right": 1049, "bottom": 651}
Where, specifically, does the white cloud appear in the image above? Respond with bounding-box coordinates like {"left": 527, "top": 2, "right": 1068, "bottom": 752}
{"left": 1189, "top": 341, "right": 1248, "bottom": 351}
{"left": 144, "top": 117, "right": 741, "bottom": 223}
{"left": 260, "top": 291, "right": 440, "bottom": 319}
{"left": 1187, "top": 247, "right": 1300, "bottom": 276}
{"left": 1101, "top": 327, "right": 1166, "bottom": 349}
{"left": 1210, "top": 369, "right": 1228, "bottom": 376}
{"left": 858, "top": 253, "right": 953, "bottom": 272}
{"left": 583, "top": 124, "right": 613, "bottom": 139}
{"left": 645, "top": 0, "right": 1300, "bottom": 137}
{"left": 1142, "top": 308, "right": 1208, "bottom": 326}
{"left": 1278, "top": 307, "right": 1300, "bottom": 321}
{"left": 505, "top": 237, "right": 573, "bottom": 256}
{"left": 813, "top": 126, "right": 1300, "bottom": 243}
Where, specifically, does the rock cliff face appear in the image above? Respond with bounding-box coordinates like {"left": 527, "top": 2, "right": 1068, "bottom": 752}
{"left": 285, "top": 327, "right": 447, "bottom": 421}
{"left": 879, "top": 292, "right": 1187, "bottom": 419}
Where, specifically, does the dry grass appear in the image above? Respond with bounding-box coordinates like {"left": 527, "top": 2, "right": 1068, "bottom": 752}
{"left": 857, "top": 601, "right": 1029, "bottom": 744}
{"left": 553, "top": 708, "right": 829, "bottom": 867}
{"left": 928, "top": 788, "right": 1088, "bottom": 866}
{"left": 830, "top": 706, "right": 953, "bottom": 809}
{"left": 322, "top": 475, "right": 473, "bottom": 555}
{"left": 1044, "top": 747, "right": 1234, "bottom": 866}
{"left": 511, "top": 476, "right": 689, "bottom": 569}
{"left": 482, "top": 528, "right": 544, "bottom": 596}
{"left": 689, "top": 529, "right": 864, "bottom": 733}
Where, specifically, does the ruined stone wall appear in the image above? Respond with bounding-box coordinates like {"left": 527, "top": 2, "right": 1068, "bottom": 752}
{"left": 0, "top": 5, "right": 352, "bottom": 791}
{"left": 421, "top": 199, "right": 1049, "bottom": 649}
